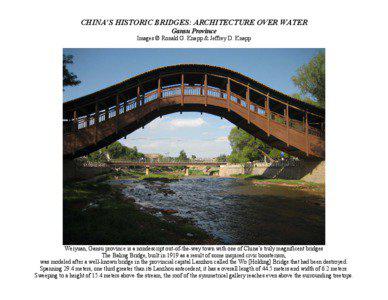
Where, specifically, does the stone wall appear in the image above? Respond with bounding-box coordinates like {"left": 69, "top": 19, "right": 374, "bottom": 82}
{"left": 219, "top": 160, "right": 325, "bottom": 184}
{"left": 63, "top": 159, "right": 111, "bottom": 182}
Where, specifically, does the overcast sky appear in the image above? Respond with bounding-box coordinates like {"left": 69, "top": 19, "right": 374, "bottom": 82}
{"left": 63, "top": 48, "right": 322, "bottom": 158}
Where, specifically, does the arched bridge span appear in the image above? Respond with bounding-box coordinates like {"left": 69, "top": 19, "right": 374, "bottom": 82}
{"left": 63, "top": 64, "right": 325, "bottom": 160}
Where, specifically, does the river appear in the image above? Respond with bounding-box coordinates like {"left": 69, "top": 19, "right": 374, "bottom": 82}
{"left": 113, "top": 177, "right": 324, "bottom": 245}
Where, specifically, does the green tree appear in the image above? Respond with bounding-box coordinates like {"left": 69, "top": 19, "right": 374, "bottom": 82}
{"left": 292, "top": 51, "right": 325, "bottom": 107}
{"left": 63, "top": 54, "right": 81, "bottom": 89}
{"left": 177, "top": 150, "right": 189, "bottom": 162}
{"left": 87, "top": 149, "right": 109, "bottom": 162}
{"left": 291, "top": 93, "right": 317, "bottom": 106}
{"left": 227, "top": 127, "right": 288, "bottom": 163}
{"left": 215, "top": 154, "right": 227, "bottom": 162}
{"left": 87, "top": 142, "right": 145, "bottom": 162}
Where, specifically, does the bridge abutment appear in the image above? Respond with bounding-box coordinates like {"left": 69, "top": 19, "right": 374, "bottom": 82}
{"left": 63, "top": 159, "right": 111, "bottom": 182}
{"left": 219, "top": 160, "right": 325, "bottom": 184}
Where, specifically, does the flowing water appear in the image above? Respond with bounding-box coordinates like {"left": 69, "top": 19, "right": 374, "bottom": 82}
{"left": 114, "top": 177, "right": 324, "bottom": 244}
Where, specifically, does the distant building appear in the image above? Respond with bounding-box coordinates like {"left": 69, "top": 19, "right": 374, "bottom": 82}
{"left": 144, "top": 153, "right": 163, "bottom": 162}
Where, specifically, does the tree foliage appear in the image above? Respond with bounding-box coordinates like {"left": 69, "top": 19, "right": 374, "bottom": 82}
{"left": 177, "top": 150, "right": 189, "bottom": 162}
{"left": 215, "top": 154, "right": 227, "bottom": 162}
{"left": 292, "top": 51, "right": 325, "bottom": 107}
{"left": 87, "top": 142, "right": 144, "bottom": 162}
{"left": 291, "top": 93, "right": 316, "bottom": 106}
{"left": 63, "top": 54, "right": 81, "bottom": 89}
{"left": 227, "top": 127, "right": 289, "bottom": 163}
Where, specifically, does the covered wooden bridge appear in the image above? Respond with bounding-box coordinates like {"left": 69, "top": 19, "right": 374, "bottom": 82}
{"left": 63, "top": 64, "right": 325, "bottom": 160}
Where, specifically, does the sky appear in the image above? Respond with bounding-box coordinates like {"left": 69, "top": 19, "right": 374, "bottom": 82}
{"left": 63, "top": 48, "right": 322, "bottom": 158}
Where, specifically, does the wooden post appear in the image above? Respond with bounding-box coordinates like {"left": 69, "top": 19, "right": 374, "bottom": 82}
{"left": 204, "top": 74, "right": 208, "bottom": 106}
{"left": 95, "top": 103, "right": 99, "bottom": 124}
{"left": 105, "top": 105, "right": 109, "bottom": 121}
{"left": 181, "top": 73, "right": 184, "bottom": 106}
{"left": 157, "top": 77, "right": 161, "bottom": 110}
{"left": 305, "top": 111, "right": 309, "bottom": 156}
{"left": 73, "top": 109, "right": 78, "bottom": 154}
{"left": 246, "top": 85, "right": 250, "bottom": 124}
{"left": 73, "top": 110, "right": 78, "bottom": 131}
{"left": 157, "top": 77, "right": 162, "bottom": 98}
{"left": 94, "top": 102, "right": 99, "bottom": 144}
{"left": 136, "top": 85, "right": 141, "bottom": 108}
{"left": 266, "top": 93, "right": 270, "bottom": 136}
{"left": 146, "top": 166, "right": 150, "bottom": 176}
{"left": 115, "top": 94, "right": 119, "bottom": 133}
{"left": 86, "top": 114, "right": 90, "bottom": 128}
{"left": 123, "top": 99, "right": 127, "bottom": 113}
{"left": 285, "top": 105, "right": 289, "bottom": 146}
{"left": 227, "top": 78, "right": 231, "bottom": 112}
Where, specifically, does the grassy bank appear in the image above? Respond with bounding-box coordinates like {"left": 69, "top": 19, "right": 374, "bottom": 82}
{"left": 63, "top": 178, "right": 217, "bottom": 244}
{"left": 106, "top": 169, "right": 185, "bottom": 181}
{"left": 106, "top": 168, "right": 212, "bottom": 181}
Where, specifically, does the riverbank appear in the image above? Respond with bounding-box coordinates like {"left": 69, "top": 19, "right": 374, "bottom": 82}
{"left": 231, "top": 174, "right": 324, "bottom": 195}
{"left": 63, "top": 174, "right": 219, "bottom": 244}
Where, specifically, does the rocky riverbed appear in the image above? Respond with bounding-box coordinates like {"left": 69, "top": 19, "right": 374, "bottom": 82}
{"left": 109, "top": 176, "right": 325, "bottom": 244}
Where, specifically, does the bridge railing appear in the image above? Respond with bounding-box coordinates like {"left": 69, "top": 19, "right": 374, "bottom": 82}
{"left": 289, "top": 119, "right": 305, "bottom": 132}
{"left": 270, "top": 111, "right": 286, "bottom": 125}
{"left": 64, "top": 83, "right": 323, "bottom": 136}
{"left": 207, "top": 87, "right": 222, "bottom": 98}
{"left": 184, "top": 86, "right": 202, "bottom": 96}
{"left": 162, "top": 86, "right": 181, "bottom": 98}
{"left": 107, "top": 160, "right": 226, "bottom": 166}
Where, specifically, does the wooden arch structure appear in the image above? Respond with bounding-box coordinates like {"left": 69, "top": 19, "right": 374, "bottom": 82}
{"left": 63, "top": 64, "right": 325, "bottom": 160}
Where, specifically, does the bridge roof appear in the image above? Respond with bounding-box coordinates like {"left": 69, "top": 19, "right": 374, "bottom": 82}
{"left": 63, "top": 64, "right": 324, "bottom": 117}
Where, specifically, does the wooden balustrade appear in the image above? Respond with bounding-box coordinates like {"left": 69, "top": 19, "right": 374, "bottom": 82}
{"left": 64, "top": 82, "right": 323, "bottom": 137}
{"left": 64, "top": 76, "right": 324, "bottom": 159}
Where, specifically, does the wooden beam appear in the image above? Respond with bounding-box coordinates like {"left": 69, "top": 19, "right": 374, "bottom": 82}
{"left": 136, "top": 85, "right": 140, "bottom": 108}
{"left": 181, "top": 73, "right": 184, "bottom": 106}
{"left": 246, "top": 85, "right": 250, "bottom": 124}
{"left": 95, "top": 103, "right": 99, "bottom": 124}
{"left": 157, "top": 77, "right": 162, "bottom": 98}
{"left": 73, "top": 109, "right": 78, "bottom": 154}
{"left": 105, "top": 104, "right": 109, "bottom": 121}
{"left": 227, "top": 78, "right": 231, "bottom": 112}
{"left": 266, "top": 93, "right": 270, "bottom": 136}
{"left": 285, "top": 105, "right": 289, "bottom": 146}
{"left": 157, "top": 77, "right": 162, "bottom": 110}
{"left": 73, "top": 110, "right": 78, "bottom": 132}
{"left": 305, "top": 111, "right": 309, "bottom": 156}
{"left": 204, "top": 74, "right": 208, "bottom": 106}
{"left": 94, "top": 102, "right": 99, "bottom": 144}
{"left": 115, "top": 94, "right": 119, "bottom": 133}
